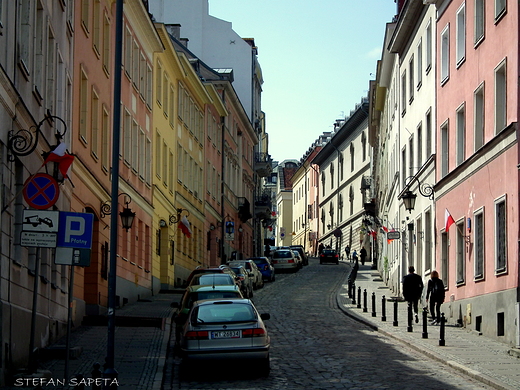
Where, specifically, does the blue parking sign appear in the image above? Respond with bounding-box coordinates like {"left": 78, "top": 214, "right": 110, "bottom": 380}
{"left": 57, "top": 212, "right": 94, "bottom": 249}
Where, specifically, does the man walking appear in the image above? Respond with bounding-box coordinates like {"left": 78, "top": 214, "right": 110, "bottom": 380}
{"left": 402, "top": 266, "right": 424, "bottom": 323}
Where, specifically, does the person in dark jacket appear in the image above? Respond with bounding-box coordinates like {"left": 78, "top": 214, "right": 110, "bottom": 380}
{"left": 426, "top": 270, "right": 445, "bottom": 325}
{"left": 360, "top": 247, "right": 367, "bottom": 265}
{"left": 402, "top": 266, "right": 424, "bottom": 323}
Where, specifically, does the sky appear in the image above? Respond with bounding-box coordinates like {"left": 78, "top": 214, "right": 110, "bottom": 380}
{"left": 208, "top": 0, "right": 397, "bottom": 163}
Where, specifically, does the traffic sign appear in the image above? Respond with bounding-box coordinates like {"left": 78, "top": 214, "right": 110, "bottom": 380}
{"left": 22, "top": 210, "right": 59, "bottom": 232}
{"left": 55, "top": 247, "right": 91, "bottom": 266}
{"left": 23, "top": 173, "right": 60, "bottom": 210}
{"left": 57, "top": 212, "right": 94, "bottom": 249}
{"left": 387, "top": 231, "right": 401, "bottom": 240}
{"left": 21, "top": 231, "right": 57, "bottom": 248}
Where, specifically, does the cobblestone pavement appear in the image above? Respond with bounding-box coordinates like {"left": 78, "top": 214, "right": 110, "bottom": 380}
{"left": 167, "top": 258, "right": 497, "bottom": 390}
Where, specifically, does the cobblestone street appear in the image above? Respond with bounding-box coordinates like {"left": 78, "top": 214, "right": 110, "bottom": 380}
{"left": 166, "top": 259, "right": 495, "bottom": 389}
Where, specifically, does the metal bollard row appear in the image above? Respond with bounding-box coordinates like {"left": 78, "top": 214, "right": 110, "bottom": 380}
{"left": 347, "top": 285, "right": 447, "bottom": 346}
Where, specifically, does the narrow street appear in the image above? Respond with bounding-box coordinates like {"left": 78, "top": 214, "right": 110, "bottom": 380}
{"left": 164, "top": 259, "right": 494, "bottom": 390}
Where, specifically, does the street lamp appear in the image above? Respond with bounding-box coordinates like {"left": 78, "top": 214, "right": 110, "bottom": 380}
{"left": 100, "top": 193, "right": 135, "bottom": 231}
{"left": 398, "top": 176, "right": 434, "bottom": 213}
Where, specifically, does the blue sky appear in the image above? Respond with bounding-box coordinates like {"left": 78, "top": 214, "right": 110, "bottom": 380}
{"left": 208, "top": 0, "right": 397, "bottom": 163}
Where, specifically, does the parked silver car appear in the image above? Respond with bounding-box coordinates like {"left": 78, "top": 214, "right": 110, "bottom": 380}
{"left": 271, "top": 249, "right": 299, "bottom": 272}
{"left": 179, "top": 298, "right": 271, "bottom": 375}
{"left": 227, "top": 260, "right": 264, "bottom": 289}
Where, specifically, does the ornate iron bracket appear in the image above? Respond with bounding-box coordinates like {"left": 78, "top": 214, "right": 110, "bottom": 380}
{"left": 7, "top": 115, "right": 67, "bottom": 161}
{"left": 169, "top": 208, "right": 190, "bottom": 225}
{"left": 403, "top": 176, "right": 434, "bottom": 200}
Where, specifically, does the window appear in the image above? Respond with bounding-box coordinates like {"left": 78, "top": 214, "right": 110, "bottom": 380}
{"left": 124, "top": 27, "right": 132, "bottom": 73}
{"left": 426, "top": 20, "right": 432, "bottom": 73}
{"left": 123, "top": 109, "right": 132, "bottom": 163}
{"left": 34, "top": 3, "right": 45, "bottom": 98}
{"left": 456, "top": 221, "right": 465, "bottom": 284}
{"left": 362, "top": 133, "right": 367, "bottom": 161}
{"left": 46, "top": 29, "right": 56, "bottom": 113}
{"left": 102, "top": 106, "right": 109, "bottom": 171}
{"left": 417, "top": 39, "right": 423, "bottom": 88}
{"left": 441, "top": 121, "right": 449, "bottom": 177}
{"left": 425, "top": 210, "right": 432, "bottom": 272}
{"left": 79, "top": 69, "right": 89, "bottom": 143}
{"left": 426, "top": 110, "right": 432, "bottom": 157}
{"left": 350, "top": 144, "right": 355, "bottom": 172}
{"left": 441, "top": 25, "right": 450, "bottom": 83}
{"left": 417, "top": 122, "right": 423, "bottom": 168}
{"left": 474, "top": 210, "right": 484, "bottom": 279}
{"left": 441, "top": 232, "right": 449, "bottom": 288}
{"left": 146, "top": 65, "right": 153, "bottom": 108}
{"left": 495, "top": 0, "right": 506, "bottom": 21}
{"left": 93, "top": 0, "right": 100, "bottom": 55}
{"left": 330, "top": 163, "right": 334, "bottom": 189}
{"left": 456, "top": 4, "right": 466, "bottom": 66}
{"left": 131, "top": 121, "right": 139, "bottom": 170}
{"left": 156, "top": 61, "right": 162, "bottom": 106}
{"left": 139, "top": 129, "right": 145, "bottom": 178}
{"left": 456, "top": 104, "right": 465, "bottom": 166}
{"left": 475, "top": 0, "right": 485, "bottom": 44}
{"left": 409, "top": 56, "right": 414, "bottom": 104}
{"left": 401, "top": 71, "right": 407, "bottom": 116}
{"left": 409, "top": 137, "right": 414, "bottom": 177}
{"left": 339, "top": 153, "right": 344, "bottom": 180}
{"left": 103, "top": 13, "right": 110, "bottom": 73}
{"left": 494, "top": 60, "right": 507, "bottom": 133}
{"left": 81, "top": 0, "right": 90, "bottom": 33}
{"left": 91, "top": 88, "right": 99, "bottom": 158}
{"left": 474, "top": 83, "right": 485, "bottom": 150}
{"left": 401, "top": 147, "right": 406, "bottom": 187}
{"left": 495, "top": 197, "right": 506, "bottom": 273}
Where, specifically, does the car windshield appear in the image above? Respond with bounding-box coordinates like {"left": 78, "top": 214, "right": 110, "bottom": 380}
{"left": 193, "top": 302, "right": 256, "bottom": 324}
{"left": 190, "top": 274, "right": 234, "bottom": 286}
{"left": 188, "top": 291, "right": 241, "bottom": 308}
{"left": 273, "top": 251, "right": 292, "bottom": 258}
{"left": 252, "top": 259, "right": 266, "bottom": 266}
{"left": 323, "top": 249, "right": 336, "bottom": 255}
{"left": 230, "top": 267, "right": 244, "bottom": 275}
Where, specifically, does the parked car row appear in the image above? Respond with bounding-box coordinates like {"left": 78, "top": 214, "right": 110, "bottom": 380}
{"left": 172, "top": 262, "right": 274, "bottom": 375}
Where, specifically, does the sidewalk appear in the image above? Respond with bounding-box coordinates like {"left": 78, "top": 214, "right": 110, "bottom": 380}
{"left": 337, "top": 263, "right": 520, "bottom": 390}
{"left": 8, "top": 292, "right": 179, "bottom": 390}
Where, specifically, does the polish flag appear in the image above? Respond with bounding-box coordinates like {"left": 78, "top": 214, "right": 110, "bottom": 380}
{"left": 445, "top": 209, "right": 455, "bottom": 232}
{"left": 44, "top": 142, "right": 75, "bottom": 178}
{"left": 179, "top": 215, "right": 192, "bottom": 238}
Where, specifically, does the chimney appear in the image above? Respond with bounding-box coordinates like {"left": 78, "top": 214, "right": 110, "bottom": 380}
{"left": 165, "top": 24, "right": 181, "bottom": 39}
{"left": 180, "top": 38, "right": 189, "bottom": 48}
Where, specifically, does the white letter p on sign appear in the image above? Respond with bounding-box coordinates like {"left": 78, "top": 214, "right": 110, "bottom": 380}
{"left": 65, "top": 216, "right": 85, "bottom": 243}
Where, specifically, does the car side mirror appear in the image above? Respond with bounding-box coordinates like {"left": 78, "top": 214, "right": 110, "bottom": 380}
{"left": 260, "top": 313, "right": 270, "bottom": 321}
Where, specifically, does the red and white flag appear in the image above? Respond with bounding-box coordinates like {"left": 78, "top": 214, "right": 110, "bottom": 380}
{"left": 44, "top": 142, "right": 75, "bottom": 178}
{"left": 445, "top": 209, "right": 455, "bottom": 232}
{"left": 179, "top": 215, "right": 192, "bottom": 238}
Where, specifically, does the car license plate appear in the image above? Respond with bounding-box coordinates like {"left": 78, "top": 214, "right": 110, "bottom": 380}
{"left": 277, "top": 260, "right": 287, "bottom": 263}
{"left": 211, "top": 330, "right": 241, "bottom": 339}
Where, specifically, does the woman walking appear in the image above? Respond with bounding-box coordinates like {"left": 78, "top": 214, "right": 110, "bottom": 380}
{"left": 426, "top": 270, "right": 445, "bottom": 325}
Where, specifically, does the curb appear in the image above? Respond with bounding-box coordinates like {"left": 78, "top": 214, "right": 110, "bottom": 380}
{"left": 154, "top": 315, "right": 172, "bottom": 390}
{"left": 336, "top": 280, "right": 518, "bottom": 390}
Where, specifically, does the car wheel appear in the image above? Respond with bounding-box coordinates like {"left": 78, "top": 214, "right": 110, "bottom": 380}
{"left": 259, "top": 356, "right": 270, "bottom": 377}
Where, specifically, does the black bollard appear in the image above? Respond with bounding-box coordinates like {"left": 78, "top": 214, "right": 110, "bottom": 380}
{"left": 348, "top": 280, "right": 352, "bottom": 298}
{"left": 92, "top": 362, "right": 102, "bottom": 390}
{"left": 393, "top": 299, "right": 398, "bottom": 326}
{"left": 363, "top": 289, "right": 368, "bottom": 313}
{"left": 381, "top": 296, "right": 387, "bottom": 322}
{"left": 351, "top": 282, "right": 356, "bottom": 305}
{"left": 371, "top": 292, "right": 376, "bottom": 317}
{"left": 407, "top": 303, "right": 413, "bottom": 332}
{"left": 439, "top": 312, "right": 446, "bottom": 346}
{"left": 422, "top": 307, "right": 428, "bottom": 339}
{"left": 357, "top": 287, "right": 362, "bottom": 308}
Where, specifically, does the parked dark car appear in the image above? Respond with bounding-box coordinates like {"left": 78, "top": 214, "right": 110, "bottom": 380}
{"left": 249, "top": 257, "right": 275, "bottom": 282}
{"left": 320, "top": 248, "right": 339, "bottom": 264}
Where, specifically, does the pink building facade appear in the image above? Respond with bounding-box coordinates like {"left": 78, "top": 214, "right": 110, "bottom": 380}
{"left": 434, "top": 0, "right": 519, "bottom": 345}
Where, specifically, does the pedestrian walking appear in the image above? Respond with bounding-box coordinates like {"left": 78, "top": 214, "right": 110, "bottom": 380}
{"left": 318, "top": 242, "right": 324, "bottom": 255}
{"left": 360, "top": 247, "right": 367, "bottom": 266}
{"left": 402, "top": 266, "right": 424, "bottom": 323}
{"left": 352, "top": 250, "right": 358, "bottom": 263}
{"left": 345, "top": 245, "right": 350, "bottom": 261}
{"left": 426, "top": 270, "right": 445, "bottom": 325}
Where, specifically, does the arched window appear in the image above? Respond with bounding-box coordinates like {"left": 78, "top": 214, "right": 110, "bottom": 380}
{"left": 349, "top": 186, "right": 354, "bottom": 215}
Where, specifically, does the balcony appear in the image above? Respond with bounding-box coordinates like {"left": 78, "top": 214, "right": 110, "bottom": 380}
{"left": 255, "top": 195, "right": 272, "bottom": 220}
{"left": 254, "top": 152, "right": 273, "bottom": 177}
{"left": 238, "top": 197, "right": 253, "bottom": 222}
